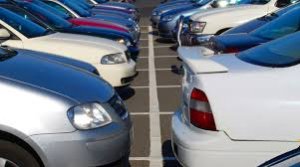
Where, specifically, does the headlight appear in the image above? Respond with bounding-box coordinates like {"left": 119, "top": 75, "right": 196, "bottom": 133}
{"left": 162, "top": 15, "right": 175, "bottom": 22}
{"left": 101, "top": 53, "right": 126, "bottom": 64}
{"left": 116, "top": 38, "right": 131, "bottom": 47}
{"left": 190, "top": 21, "right": 206, "bottom": 33}
{"left": 67, "top": 103, "right": 112, "bottom": 130}
{"left": 152, "top": 10, "right": 160, "bottom": 16}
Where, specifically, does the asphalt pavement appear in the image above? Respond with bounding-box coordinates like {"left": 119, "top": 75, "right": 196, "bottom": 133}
{"left": 116, "top": 1, "right": 183, "bottom": 166}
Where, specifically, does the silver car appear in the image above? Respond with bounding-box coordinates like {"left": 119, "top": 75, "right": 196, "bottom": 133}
{"left": 0, "top": 48, "right": 132, "bottom": 167}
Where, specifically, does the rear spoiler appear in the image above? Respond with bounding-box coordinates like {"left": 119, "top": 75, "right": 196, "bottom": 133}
{"left": 178, "top": 46, "right": 228, "bottom": 74}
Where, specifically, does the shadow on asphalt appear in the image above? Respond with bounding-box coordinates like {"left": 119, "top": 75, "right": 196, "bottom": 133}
{"left": 116, "top": 86, "right": 136, "bottom": 101}
{"left": 162, "top": 140, "right": 182, "bottom": 167}
{"left": 155, "top": 37, "right": 174, "bottom": 44}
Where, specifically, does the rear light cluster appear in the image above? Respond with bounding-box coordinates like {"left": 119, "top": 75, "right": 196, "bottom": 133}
{"left": 190, "top": 88, "right": 216, "bottom": 131}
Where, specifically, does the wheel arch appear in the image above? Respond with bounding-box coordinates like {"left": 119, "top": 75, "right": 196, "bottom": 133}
{"left": 0, "top": 126, "right": 46, "bottom": 167}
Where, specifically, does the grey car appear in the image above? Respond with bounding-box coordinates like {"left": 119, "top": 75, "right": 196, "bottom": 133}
{"left": 0, "top": 47, "right": 132, "bottom": 167}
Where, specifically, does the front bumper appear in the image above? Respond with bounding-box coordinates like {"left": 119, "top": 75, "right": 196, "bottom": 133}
{"left": 150, "top": 15, "right": 160, "bottom": 28}
{"left": 158, "top": 21, "right": 176, "bottom": 39}
{"left": 171, "top": 110, "right": 299, "bottom": 167}
{"left": 95, "top": 59, "right": 137, "bottom": 87}
{"left": 128, "top": 45, "right": 140, "bottom": 61}
{"left": 28, "top": 121, "right": 132, "bottom": 167}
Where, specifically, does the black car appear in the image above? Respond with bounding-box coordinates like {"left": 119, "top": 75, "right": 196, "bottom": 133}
{"left": 207, "top": 5, "right": 300, "bottom": 53}
{"left": 1, "top": 0, "right": 140, "bottom": 59}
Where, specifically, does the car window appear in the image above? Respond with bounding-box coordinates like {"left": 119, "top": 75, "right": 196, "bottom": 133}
{"left": 0, "top": 7, "right": 48, "bottom": 38}
{"left": 238, "top": 32, "right": 300, "bottom": 67}
{"left": 30, "top": 0, "right": 70, "bottom": 19}
{"left": 250, "top": 7, "right": 300, "bottom": 40}
{"left": 59, "top": 0, "right": 91, "bottom": 17}
{"left": 274, "top": 2, "right": 300, "bottom": 16}
{"left": 235, "top": 0, "right": 272, "bottom": 5}
{"left": 21, "top": 3, "right": 73, "bottom": 29}
{"left": 43, "top": 1, "right": 75, "bottom": 18}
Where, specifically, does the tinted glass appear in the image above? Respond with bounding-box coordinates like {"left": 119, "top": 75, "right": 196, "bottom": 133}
{"left": 0, "top": 7, "right": 47, "bottom": 38}
{"left": 250, "top": 7, "right": 300, "bottom": 40}
{"left": 43, "top": 1, "right": 75, "bottom": 18}
{"left": 22, "top": 3, "right": 72, "bottom": 29}
{"left": 30, "top": 0, "right": 70, "bottom": 19}
{"left": 238, "top": 32, "right": 300, "bottom": 67}
{"left": 59, "top": 0, "right": 91, "bottom": 17}
{"left": 275, "top": 2, "right": 300, "bottom": 16}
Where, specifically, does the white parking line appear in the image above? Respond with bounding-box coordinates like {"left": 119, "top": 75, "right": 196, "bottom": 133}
{"left": 148, "top": 26, "right": 163, "bottom": 167}
{"left": 131, "top": 85, "right": 181, "bottom": 89}
{"left": 130, "top": 112, "right": 174, "bottom": 115}
{"left": 137, "top": 68, "right": 172, "bottom": 71}
{"left": 139, "top": 55, "right": 177, "bottom": 59}
{"left": 129, "top": 156, "right": 177, "bottom": 161}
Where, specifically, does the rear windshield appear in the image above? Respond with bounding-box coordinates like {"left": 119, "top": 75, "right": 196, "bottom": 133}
{"left": 250, "top": 7, "right": 300, "bottom": 40}
{"left": 238, "top": 32, "right": 300, "bottom": 67}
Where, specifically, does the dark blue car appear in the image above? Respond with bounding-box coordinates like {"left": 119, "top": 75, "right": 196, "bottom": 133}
{"left": 207, "top": 4, "right": 300, "bottom": 53}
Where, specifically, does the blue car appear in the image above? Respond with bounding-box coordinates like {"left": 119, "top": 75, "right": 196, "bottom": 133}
{"left": 2, "top": 1, "right": 140, "bottom": 59}
{"left": 151, "top": 0, "right": 202, "bottom": 27}
{"left": 58, "top": 0, "right": 139, "bottom": 28}
{"left": 208, "top": 5, "right": 300, "bottom": 53}
{"left": 70, "top": 0, "right": 139, "bottom": 21}
{"left": 157, "top": 0, "right": 212, "bottom": 38}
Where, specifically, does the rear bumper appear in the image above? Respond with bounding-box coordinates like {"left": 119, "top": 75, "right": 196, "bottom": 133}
{"left": 171, "top": 110, "right": 299, "bottom": 167}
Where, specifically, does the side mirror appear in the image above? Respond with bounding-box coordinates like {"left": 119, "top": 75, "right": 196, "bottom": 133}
{"left": 0, "top": 29, "right": 11, "bottom": 40}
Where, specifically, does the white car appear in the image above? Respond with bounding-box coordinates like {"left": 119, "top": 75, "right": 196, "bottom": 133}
{"left": 172, "top": 31, "right": 300, "bottom": 166}
{"left": 0, "top": 7, "right": 136, "bottom": 87}
{"left": 182, "top": 0, "right": 296, "bottom": 43}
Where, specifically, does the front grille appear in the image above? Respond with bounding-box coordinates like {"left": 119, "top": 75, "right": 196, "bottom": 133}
{"left": 108, "top": 94, "right": 127, "bottom": 119}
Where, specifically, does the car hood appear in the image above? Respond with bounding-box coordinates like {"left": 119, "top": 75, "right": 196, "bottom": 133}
{"left": 25, "top": 32, "right": 126, "bottom": 63}
{"left": 63, "top": 26, "right": 132, "bottom": 42}
{"left": 213, "top": 33, "right": 268, "bottom": 52}
{"left": 0, "top": 50, "right": 114, "bottom": 104}
{"left": 190, "top": 4, "right": 266, "bottom": 21}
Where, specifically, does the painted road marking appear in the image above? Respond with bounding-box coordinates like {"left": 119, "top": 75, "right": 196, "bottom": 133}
{"left": 148, "top": 26, "right": 163, "bottom": 167}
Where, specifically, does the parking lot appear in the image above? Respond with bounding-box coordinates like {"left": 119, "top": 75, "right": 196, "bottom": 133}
{"left": 116, "top": 1, "right": 182, "bottom": 166}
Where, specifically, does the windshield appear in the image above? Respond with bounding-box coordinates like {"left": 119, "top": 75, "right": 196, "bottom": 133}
{"left": 275, "top": 2, "right": 300, "bottom": 16}
{"left": 235, "top": 0, "right": 271, "bottom": 5}
{"left": 21, "top": 3, "right": 73, "bottom": 29}
{"left": 43, "top": 1, "right": 75, "bottom": 18}
{"left": 250, "top": 7, "right": 300, "bottom": 40}
{"left": 196, "top": 0, "right": 213, "bottom": 5}
{"left": 238, "top": 32, "right": 300, "bottom": 67}
{"left": 68, "top": 0, "right": 92, "bottom": 10}
{"left": 0, "top": 7, "right": 47, "bottom": 38}
{"left": 30, "top": 0, "right": 70, "bottom": 19}
{"left": 59, "top": 0, "right": 91, "bottom": 17}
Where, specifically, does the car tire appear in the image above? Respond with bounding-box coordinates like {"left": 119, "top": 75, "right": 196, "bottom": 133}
{"left": 0, "top": 140, "right": 40, "bottom": 167}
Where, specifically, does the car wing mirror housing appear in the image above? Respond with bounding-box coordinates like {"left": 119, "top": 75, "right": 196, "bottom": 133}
{"left": 0, "top": 29, "right": 11, "bottom": 40}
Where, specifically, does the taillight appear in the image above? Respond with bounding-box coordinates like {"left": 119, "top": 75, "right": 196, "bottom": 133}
{"left": 190, "top": 88, "right": 216, "bottom": 131}
{"left": 224, "top": 47, "right": 239, "bottom": 53}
